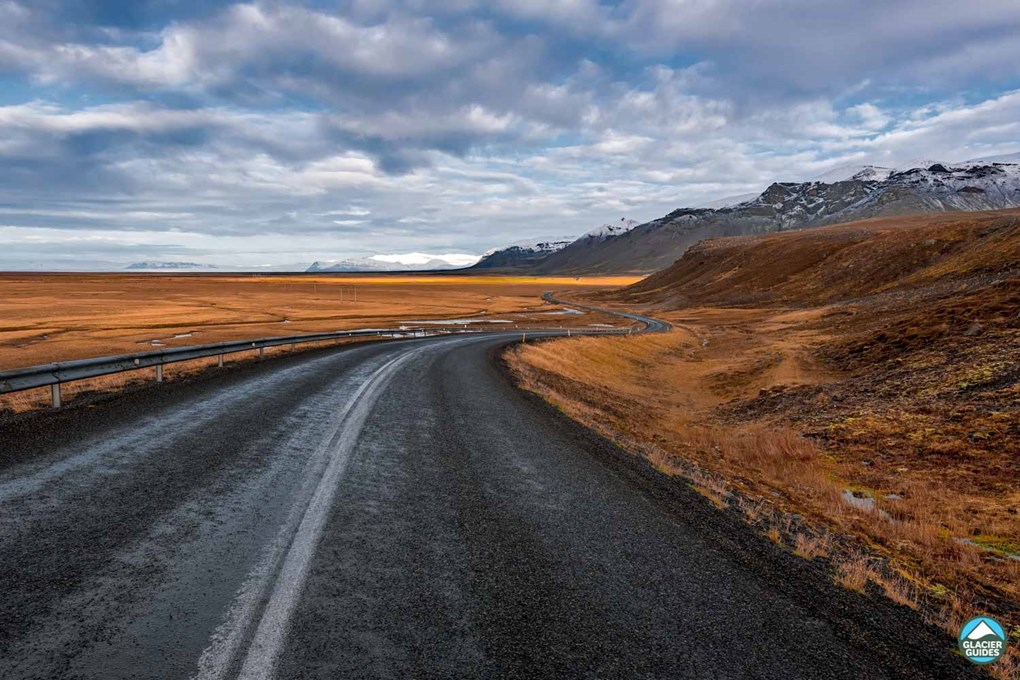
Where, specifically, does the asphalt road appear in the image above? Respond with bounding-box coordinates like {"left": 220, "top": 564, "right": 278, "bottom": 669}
{"left": 0, "top": 327, "right": 980, "bottom": 678}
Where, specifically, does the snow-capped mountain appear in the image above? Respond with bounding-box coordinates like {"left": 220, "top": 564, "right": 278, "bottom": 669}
{"left": 580, "top": 218, "right": 640, "bottom": 241}
{"left": 472, "top": 219, "right": 642, "bottom": 271}
{"left": 308, "top": 258, "right": 398, "bottom": 273}
{"left": 528, "top": 219, "right": 642, "bottom": 273}
{"left": 469, "top": 236, "right": 576, "bottom": 270}
{"left": 812, "top": 164, "right": 894, "bottom": 183}
{"left": 533, "top": 160, "right": 1020, "bottom": 274}
{"left": 307, "top": 254, "right": 474, "bottom": 273}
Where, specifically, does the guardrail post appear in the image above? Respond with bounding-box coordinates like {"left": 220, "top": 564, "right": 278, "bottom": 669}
{"left": 217, "top": 354, "right": 224, "bottom": 367}
{"left": 155, "top": 364, "right": 163, "bottom": 383}
{"left": 51, "top": 383, "right": 61, "bottom": 408}
{"left": 258, "top": 347, "right": 264, "bottom": 360}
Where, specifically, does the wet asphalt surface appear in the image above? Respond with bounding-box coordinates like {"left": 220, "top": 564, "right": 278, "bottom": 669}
{"left": 0, "top": 330, "right": 982, "bottom": 679}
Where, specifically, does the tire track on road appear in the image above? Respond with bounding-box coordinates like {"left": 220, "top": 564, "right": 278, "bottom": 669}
{"left": 192, "top": 344, "right": 427, "bottom": 680}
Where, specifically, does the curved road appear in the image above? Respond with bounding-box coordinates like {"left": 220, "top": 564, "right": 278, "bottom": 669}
{"left": 0, "top": 322, "right": 977, "bottom": 678}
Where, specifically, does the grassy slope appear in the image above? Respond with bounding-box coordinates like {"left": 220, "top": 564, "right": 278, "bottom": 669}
{"left": 509, "top": 209, "right": 1020, "bottom": 676}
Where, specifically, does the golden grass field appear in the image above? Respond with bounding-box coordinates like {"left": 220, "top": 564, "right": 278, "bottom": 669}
{"left": 0, "top": 273, "right": 639, "bottom": 411}
{"left": 509, "top": 211, "right": 1020, "bottom": 677}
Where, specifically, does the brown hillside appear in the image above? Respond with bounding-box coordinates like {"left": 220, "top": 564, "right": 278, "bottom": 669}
{"left": 616, "top": 209, "right": 1020, "bottom": 309}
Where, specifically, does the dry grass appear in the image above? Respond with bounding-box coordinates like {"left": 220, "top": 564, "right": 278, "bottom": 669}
{"left": 737, "top": 497, "right": 767, "bottom": 525}
{"left": 689, "top": 470, "right": 730, "bottom": 509}
{"left": 873, "top": 572, "right": 921, "bottom": 609}
{"left": 0, "top": 273, "right": 638, "bottom": 412}
{"left": 0, "top": 273, "right": 637, "bottom": 370}
{"left": 835, "top": 552, "right": 876, "bottom": 593}
{"left": 793, "top": 532, "right": 832, "bottom": 560}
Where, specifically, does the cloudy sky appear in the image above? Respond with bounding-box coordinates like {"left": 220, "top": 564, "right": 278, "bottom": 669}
{"left": 1, "top": 0, "right": 1019, "bottom": 269}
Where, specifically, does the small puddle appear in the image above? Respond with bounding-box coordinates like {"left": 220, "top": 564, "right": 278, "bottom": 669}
{"left": 958, "top": 538, "right": 1020, "bottom": 561}
{"left": 843, "top": 489, "right": 893, "bottom": 520}
{"left": 843, "top": 489, "right": 875, "bottom": 512}
{"left": 532, "top": 308, "right": 584, "bottom": 316}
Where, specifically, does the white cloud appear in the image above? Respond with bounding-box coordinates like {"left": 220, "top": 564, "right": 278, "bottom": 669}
{"left": 0, "top": 1, "right": 1019, "bottom": 267}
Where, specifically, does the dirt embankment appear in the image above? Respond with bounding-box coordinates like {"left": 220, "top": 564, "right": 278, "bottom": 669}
{"left": 509, "top": 209, "right": 1020, "bottom": 677}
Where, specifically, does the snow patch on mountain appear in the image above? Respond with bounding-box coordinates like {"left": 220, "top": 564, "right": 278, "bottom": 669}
{"left": 696, "top": 192, "right": 761, "bottom": 209}
{"left": 813, "top": 164, "right": 894, "bottom": 183}
{"left": 873, "top": 161, "right": 1020, "bottom": 210}
{"left": 736, "top": 161, "right": 1020, "bottom": 227}
{"left": 481, "top": 237, "right": 575, "bottom": 258}
{"left": 580, "top": 218, "right": 640, "bottom": 241}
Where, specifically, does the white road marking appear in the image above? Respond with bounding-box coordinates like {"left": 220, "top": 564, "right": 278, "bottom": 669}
{"left": 192, "top": 345, "right": 426, "bottom": 680}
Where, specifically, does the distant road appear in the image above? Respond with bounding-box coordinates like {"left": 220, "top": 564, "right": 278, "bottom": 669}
{"left": 0, "top": 318, "right": 977, "bottom": 678}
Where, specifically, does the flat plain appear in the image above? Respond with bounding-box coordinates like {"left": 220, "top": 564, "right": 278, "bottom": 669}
{"left": 0, "top": 273, "right": 637, "bottom": 410}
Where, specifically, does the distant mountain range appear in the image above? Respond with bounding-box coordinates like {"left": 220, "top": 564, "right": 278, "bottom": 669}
{"left": 488, "top": 158, "right": 1020, "bottom": 274}
{"left": 469, "top": 219, "right": 639, "bottom": 271}
{"left": 126, "top": 261, "right": 219, "bottom": 270}
{"left": 306, "top": 255, "right": 470, "bottom": 273}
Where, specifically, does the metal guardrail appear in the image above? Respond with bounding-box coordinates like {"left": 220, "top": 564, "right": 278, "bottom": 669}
{"left": 0, "top": 310, "right": 648, "bottom": 408}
